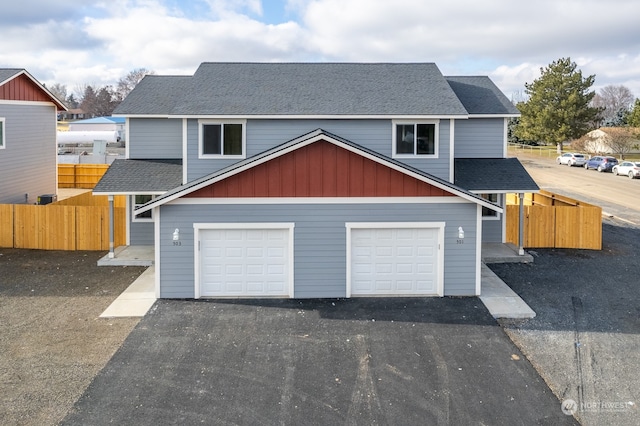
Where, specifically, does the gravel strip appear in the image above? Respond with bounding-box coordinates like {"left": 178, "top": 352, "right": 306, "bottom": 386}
{"left": 489, "top": 219, "right": 640, "bottom": 425}
{"left": 0, "top": 249, "right": 146, "bottom": 426}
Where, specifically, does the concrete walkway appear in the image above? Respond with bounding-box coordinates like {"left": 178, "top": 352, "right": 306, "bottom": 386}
{"left": 98, "top": 243, "right": 536, "bottom": 319}
{"left": 479, "top": 264, "right": 536, "bottom": 319}
{"left": 100, "top": 266, "right": 156, "bottom": 318}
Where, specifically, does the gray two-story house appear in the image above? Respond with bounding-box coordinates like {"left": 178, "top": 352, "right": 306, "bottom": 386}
{"left": 94, "top": 63, "right": 538, "bottom": 299}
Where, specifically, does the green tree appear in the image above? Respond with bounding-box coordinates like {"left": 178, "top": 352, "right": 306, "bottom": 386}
{"left": 626, "top": 99, "right": 640, "bottom": 127}
{"left": 514, "top": 58, "right": 602, "bottom": 152}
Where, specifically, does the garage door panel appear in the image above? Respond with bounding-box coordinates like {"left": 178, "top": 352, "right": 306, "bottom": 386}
{"left": 350, "top": 227, "right": 440, "bottom": 296}
{"left": 199, "top": 228, "right": 290, "bottom": 297}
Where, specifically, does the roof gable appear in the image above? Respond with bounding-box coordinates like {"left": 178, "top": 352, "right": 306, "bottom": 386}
{"left": 136, "top": 129, "right": 501, "bottom": 214}
{"left": 0, "top": 69, "right": 67, "bottom": 110}
{"left": 187, "top": 140, "right": 455, "bottom": 198}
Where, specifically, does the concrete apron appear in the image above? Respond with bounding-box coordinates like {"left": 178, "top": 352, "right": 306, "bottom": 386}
{"left": 99, "top": 268, "right": 536, "bottom": 320}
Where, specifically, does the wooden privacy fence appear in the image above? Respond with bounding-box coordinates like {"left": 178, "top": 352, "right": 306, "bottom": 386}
{"left": 58, "top": 164, "right": 109, "bottom": 188}
{"left": 0, "top": 194, "right": 126, "bottom": 251}
{"left": 506, "top": 190, "right": 602, "bottom": 250}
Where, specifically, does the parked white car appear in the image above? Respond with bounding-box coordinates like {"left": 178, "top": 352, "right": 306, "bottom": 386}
{"left": 556, "top": 152, "right": 587, "bottom": 166}
{"left": 612, "top": 161, "right": 640, "bottom": 179}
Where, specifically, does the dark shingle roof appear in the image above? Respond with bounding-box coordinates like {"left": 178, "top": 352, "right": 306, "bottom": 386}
{"left": 114, "top": 75, "right": 193, "bottom": 115}
{"left": 93, "top": 159, "right": 182, "bottom": 194}
{"left": 115, "top": 63, "right": 470, "bottom": 116}
{"left": 446, "top": 76, "right": 519, "bottom": 115}
{"left": 0, "top": 69, "right": 23, "bottom": 84}
{"left": 454, "top": 158, "right": 539, "bottom": 192}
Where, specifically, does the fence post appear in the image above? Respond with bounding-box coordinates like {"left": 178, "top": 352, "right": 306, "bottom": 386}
{"left": 518, "top": 193, "right": 525, "bottom": 255}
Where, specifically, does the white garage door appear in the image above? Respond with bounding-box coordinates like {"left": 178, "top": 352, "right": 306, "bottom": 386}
{"left": 350, "top": 226, "right": 442, "bottom": 296}
{"left": 199, "top": 227, "right": 292, "bottom": 297}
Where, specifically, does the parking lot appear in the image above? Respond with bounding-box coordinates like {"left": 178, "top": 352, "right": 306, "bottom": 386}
{"left": 517, "top": 152, "right": 640, "bottom": 226}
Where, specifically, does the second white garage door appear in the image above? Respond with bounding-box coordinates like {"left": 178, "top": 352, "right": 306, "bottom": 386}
{"left": 197, "top": 225, "right": 293, "bottom": 298}
{"left": 348, "top": 224, "right": 444, "bottom": 296}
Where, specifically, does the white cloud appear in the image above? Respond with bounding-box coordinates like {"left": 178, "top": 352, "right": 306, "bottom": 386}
{"left": 1, "top": 0, "right": 640, "bottom": 98}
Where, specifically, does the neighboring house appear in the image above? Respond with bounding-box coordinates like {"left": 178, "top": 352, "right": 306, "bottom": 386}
{"left": 59, "top": 108, "right": 86, "bottom": 121}
{"left": 579, "top": 127, "right": 640, "bottom": 155}
{"left": 0, "top": 69, "right": 67, "bottom": 204}
{"left": 94, "top": 62, "right": 538, "bottom": 299}
{"left": 68, "top": 116, "right": 126, "bottom": 142}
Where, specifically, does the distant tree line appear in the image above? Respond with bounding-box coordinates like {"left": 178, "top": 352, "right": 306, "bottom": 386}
{"left": 46, "top": 68, "right": 154, "bottom": 118}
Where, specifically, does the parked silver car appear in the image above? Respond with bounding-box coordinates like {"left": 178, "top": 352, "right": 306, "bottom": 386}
{"left": 612, "top": 161, "right": 640, "bottom": 179}
{"left": 556, "top": 152, "right": 587, "bottom": 166}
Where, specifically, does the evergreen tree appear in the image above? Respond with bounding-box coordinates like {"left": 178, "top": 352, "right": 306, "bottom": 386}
{"left": 626, "top": 99, "right": 640, "bottom": 127}
{"left": 514, "top": 58, "right": 602, "bottom": 152}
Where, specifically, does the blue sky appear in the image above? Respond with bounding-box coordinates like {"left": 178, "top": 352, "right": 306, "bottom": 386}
{"left": 1, "top": 0, "right": 639, "bottom": 101}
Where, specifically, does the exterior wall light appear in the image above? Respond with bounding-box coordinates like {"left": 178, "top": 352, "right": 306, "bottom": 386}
{"left": 458, "top": 227, "right": 464, "bottom": 239}
{"left": 173, "top": 228, "right": 180, "bottom": 241}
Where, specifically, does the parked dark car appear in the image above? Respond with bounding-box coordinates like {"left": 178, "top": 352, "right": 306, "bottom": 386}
{"left": 584, "top": 156, "right": 618, "bottom": 172}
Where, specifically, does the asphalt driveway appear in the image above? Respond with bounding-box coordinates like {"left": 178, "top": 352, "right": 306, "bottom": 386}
{"left": 62, "top": 297, "right": 575, "bottom": 425}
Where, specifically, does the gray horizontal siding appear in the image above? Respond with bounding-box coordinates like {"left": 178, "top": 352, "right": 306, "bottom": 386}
{"left": 157, "top": 202, "right": 478, "bottom": 299}
{"left": 0, "top": 103, "right": 57, "bottom": 204}
{"left": 454, "top": 118, "right": 505, "bottom": 158}
{"left": 186, "top": 119, "right": 452, "bottom": 182}
{"left": 128, "top": 118, "right": 182, "bottom": 159}
{"left": 482, "top": 219, "right": 503, "bottom": 243}
{"left": 130, "top": 222, "right": 154, "bottom": 245}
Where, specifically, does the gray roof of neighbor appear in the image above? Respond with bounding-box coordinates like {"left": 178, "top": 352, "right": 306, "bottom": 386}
{"left": 454, "top": 158, "right": 539, "bottom": 192}
{"left": 445, "top": 76, "right": 520, "bottom": 115}
{"left": 93, "top": 159, "right": 182, "bottom": 194}
{"left": 115, "top": 63, "right": 473, "bottom": 116}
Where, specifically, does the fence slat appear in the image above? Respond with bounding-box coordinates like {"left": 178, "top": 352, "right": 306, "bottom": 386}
{"left": 0, "top": 205, "right": 14, "bottom": 247}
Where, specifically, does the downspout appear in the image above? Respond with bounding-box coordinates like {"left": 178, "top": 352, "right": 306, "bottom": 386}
{"left": 108, "top": 195, "right": 115, "bottom": 258}
{"left": 518, "top": 193, "right": 525, "bottom": 255}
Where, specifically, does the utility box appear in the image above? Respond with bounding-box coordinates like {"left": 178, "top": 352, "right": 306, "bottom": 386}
{"left": 37, "top": 194, "right": 57, "bottom": 205}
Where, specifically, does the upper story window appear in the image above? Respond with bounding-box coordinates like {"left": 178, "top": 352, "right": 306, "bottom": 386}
{"left": 199, "top": 119, "right": 246, "bottom": 159}
{"left": 393, "top": 121, "right": 438, "bottom": 158}
{"left": 0, "top": 118, "right": 5, "bottom": 149}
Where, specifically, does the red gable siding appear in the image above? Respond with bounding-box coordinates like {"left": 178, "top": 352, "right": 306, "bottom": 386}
{"left": 187, "top": 140, "right": 455, "bottom": 198}
{"left": 0, "top": 74, "right": 55, "bottom": 103}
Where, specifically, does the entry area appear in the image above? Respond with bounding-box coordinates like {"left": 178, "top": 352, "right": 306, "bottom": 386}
{"left": 347, "top": 222, "right": 444, "bottom": 297}
{"left": 195, "top": 223, "right": 294, "bottom": 298}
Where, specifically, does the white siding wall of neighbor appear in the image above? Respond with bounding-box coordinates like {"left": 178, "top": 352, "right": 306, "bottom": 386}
{"left": 0, "top": 103, "right": 57, "bottom": 204}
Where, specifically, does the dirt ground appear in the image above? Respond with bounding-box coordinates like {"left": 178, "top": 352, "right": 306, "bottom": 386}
{"left": 0, "top": 249, "right": 146, "bottom": 426}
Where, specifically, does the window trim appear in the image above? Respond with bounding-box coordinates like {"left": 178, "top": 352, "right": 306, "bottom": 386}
{"left": 0, "top": 117, "right": 5, "bottom": 149}
{"left": 198, "top": 119, "right": 246, "bottom": 159}
{"left": 481, "top": 193, "right": 501, "bottom": 221}
{"left": 132, "top": 194, "right": 155, "bottom": 222}
{"left": 392, "top": 120, "right": 439, "bottom": 159}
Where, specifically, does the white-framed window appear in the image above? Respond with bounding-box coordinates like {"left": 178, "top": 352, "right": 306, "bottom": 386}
{"left": 0, "top": 117, "right": 5, "bottom": 149}
{"left": 481, "top": 193, "right": 500, "bottom": 220}
{"left": 198, "top": 119, "right": 246, "bottom": 159}
{"left": 392, "top": 120, "right": 439, "bottom": 158}
{"left": 132, "top": 194, "right": 155, "bottom": 222}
